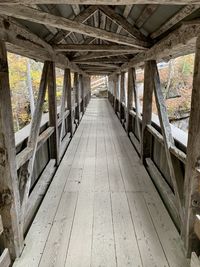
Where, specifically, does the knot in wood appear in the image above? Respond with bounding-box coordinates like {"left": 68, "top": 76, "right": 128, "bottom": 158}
{"left": 191, "top": 192, "right": 200, "bottom": 210}
{"left": 0, "top": 189, "right": 12, "bottom": 208}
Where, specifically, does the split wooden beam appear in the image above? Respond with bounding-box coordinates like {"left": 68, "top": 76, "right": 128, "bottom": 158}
{"left": 0, "top": 5, "right": 149, "bottom": 49}
{"left": 151, "top": 5, "right": 200, "bottom": 39}
{"left": 183, "top": 35, "right": 200, "bottom": 256}
{"left": 141, "top": 60, "right": 154, "bottom": 163}
{"left": 0, "top": 40, "right": 23, "bottom": 259}
{"left": 18, "top": 61, "right": 49, "bottom": 231}
{"left": 151, "top": 60, "right": 184, "bottom": 224}
{"left": 126, "top": 68, "right": 135, "bottom": 133}
{"left": 47, "top": 62, "right": 59, "bottom": 164}
{"left": 53, "top": 44, "right": 140, "bottom": 52}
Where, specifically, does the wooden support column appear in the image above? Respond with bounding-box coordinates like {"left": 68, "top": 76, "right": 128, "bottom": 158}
{"left": 141, "top": 61, "right": 154, "bottom": 163}
{"left": 183, "top": 35, "right": 200, "bottom": 256}
{"left": 119, "top": 72, "right": 125, "bottom": 121}
{"left": 65, "top": 69, "right": 73, "bottom": 137}
{"left": 151, "top": 60, "right": 183, "bottom": 224}
{"left": 126, "top": 67, "right": 135, "bottom": 133}
{"left": 47, "top": 62, "right": 59, "bottom": 164}
{"left": 113, "top": 74, "right": 118, "bottom": 113}
{"left": 0, "top": 40, "right": 23, "bottom": 259}
{"left": 80, "top": 74, "right": 85, "bottom": 114}
{"left": 133, "top": 72, "right": 141, "bottom": 142}
{"left": 18, "top": 61, "right": 49, "bottom": 231}
{"left": 74, "top": 72, "right": 80, "bottom": 124}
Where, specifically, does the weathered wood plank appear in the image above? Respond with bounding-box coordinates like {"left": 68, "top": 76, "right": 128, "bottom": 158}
{"left": 141, "top": 60, "right": 153, "bottom": 162}
{"left": 126, "top": 68, "right": 134, "bottom": 133}
{"left": 191, "top": 252, "right": 200, "bottom": 267}
{"left": 48, "top": 62, "right": 59, "bottom": 164}
{"left": 74, "top": 72, "right": 80, "bottom": 124}
{"left": 0, "top": 249, "right": 11, "bottom": 267}
{"left": 151, "top": 5, "right": 200, "bottom": 39}
{"left": 135, "top": 4, "right": 158, "bottom": 28}
{"left": 116, "top": 5, "right": 133, "bottom": 34}
{"left": 119, "top": 72, "right": 125, "bottom": 121}
{"left": 0, "top": 5, "right": 148, "bottom": 48}
{"left": 0, "top": 40, "right": 23, "bottom": 259}
{"left": 183, "top": 35, "right": 200, "bottom": 255}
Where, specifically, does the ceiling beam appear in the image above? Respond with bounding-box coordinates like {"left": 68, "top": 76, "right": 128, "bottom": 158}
{"left": 0, "top": 1, "right": 200, "bottom": 4}
{"left": 151, "top": 5, "right": 200, "bottom": 39}
{"left": 72, "top": 51, "right": 133, "bottom": 61}
{"left": 78, "top": 62, "right": 119, "bottom": 68}
{"left": 116, "top": 5, "right": 133, "bottom": 34}
{"left": 75, "top": 59, "right": 128, "bottom": 63}
{"left": 135, "top": 5, "right": 158, "bottom": 28}
{"left": 111, "top": 23, "right": 200, "bottom": 75}
{"left": 98, "top": 5, "right": 147, "bottom": 41}
{"left": 53, "top": 44, "right": 143, "bottom": 52}
{"left": 0, "top": 5, "right": 149, "bottom": 49}
{"left": 0, "top": 17, "right": 86, "bottom": 75}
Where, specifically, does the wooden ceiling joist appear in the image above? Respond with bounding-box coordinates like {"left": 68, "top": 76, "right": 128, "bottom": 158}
{"left": 0, "top": 0, "right": 200, "bottom": 4}
{"left": 53, "top": 44, "right": 142, "bottom": 52}
{"left": 0, "top": 5, "right": 149, "bottom": 49}
{"left": 98, "top": 5, "right": 147, "bottom": 41}
{"left": 72, "top": 51, "right": 133, "bottom": 61}
{"left": 135, "top": 4, "right": 158, "bottom": 28}
{"left": 116, "top": 5, "right": 133, "bottom": 34}
{"left": 151, "top": 5, "right": 200, "bottom": 39}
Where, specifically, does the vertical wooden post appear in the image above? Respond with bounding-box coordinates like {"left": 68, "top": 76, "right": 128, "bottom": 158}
{"left": 126, "top": 68, "right": 135, "bottom": 133}
{"left": 133, "top": 72, "right": 141, "bottom": 142}
{"left": 0, "top": 40, "right": 23, "bottom": 259}
{"left": 151, "top": 60, "right": 183, "bottom": 223}
{"left": 80, "top": 74, "right": 85, "bottom": 114}
{"left": 183, "top": 36, "right": 200, "bottom": 256}
{"left": 74, "top": 72, "right": 80, "bottom": 124}
{"left": 141, "top": 61, "right": 154, "bottom": 163}
{"left": 113, "top": 74, "right": 117, "bottom": 113}
{"left": 119, "top": 72, "right": 125, "bottom": 121}
{"left": 47, "top": 62, "right": 59, "bottom": 165}
{"left": 65, "top": 69, "right": 73, "bottom": 137}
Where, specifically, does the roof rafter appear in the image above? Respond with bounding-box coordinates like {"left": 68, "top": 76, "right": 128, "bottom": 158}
{"left": 72, "top": 51, "right": 133, "bottom": 61}
{"left": 151, "top": 4, "right": 200, "bottom": 39}
{"left": 116, "top": 5, "right": 133, "bottom": 34}
{"left": 0, "top": 4, "right": 149, "bottom": 48}
{"left": 135, "top": 4, "right": 158, "bottom": 28}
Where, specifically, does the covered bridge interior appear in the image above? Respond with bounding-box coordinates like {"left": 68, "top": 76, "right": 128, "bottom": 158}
{"left": 0, "top": 1, "right": 200, "bottom": 266}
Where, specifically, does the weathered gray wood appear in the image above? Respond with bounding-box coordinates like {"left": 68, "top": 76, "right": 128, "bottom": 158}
{"left": 98, "top": 5, "right": 147, "bottom": 41}
{"left": 0, "top": 249, "right": 11, "bottom": 267}
{"left": 1, "top": 0, "right": 199, "bottom": 5}
{"left": 151, "top": 60, "right": 183, "bottom": 224}
{"left": 126, "top": 68, "right": 134, "bottom": 133}
{"left": 183, "top": 35, "right": 200, "bottom": 256}
{"left": 0, "top": 5, "right": 148, "bottom": 49}
{"left": 19, "top": 61, "right": 49, "bottom": 231}
{"left": 119, "top": 72, "right": 125, "bottom": 121}
{"left": 47, "top": 62, "right": 59, "bottom": 164}
{"left": 74, "top": 72, "right": 80, "bottom": 124}
{"left": 116, "top": 5, "right": 132, "bottom": 34}
{"left": 135, "top": 4, "right": 158, "bottom": 28}
{"left": 0, "top": 40, "right": 23, "bottom": 259}
{"left": 194, "top": 215, "right": 200, "bottom": 241}
{"left": 151, "top": 5, "right": 200, "bottom": 39}
{"left": 141, "top": 61, "right": 153, "bottom": 162}
{"left": 132, "top": 70, "right": 141, "bottom": 142}
{"left": 79, "top": 74, "right": 85, "bottom": 114}
{"left": 65, "top": 69, "right": 73, "bottom": 137}
{"left": 53, "top": 44, "right": 139, "bottom": 52}
{"left": 191, "top": 252, "right": 200, "bottom": 267}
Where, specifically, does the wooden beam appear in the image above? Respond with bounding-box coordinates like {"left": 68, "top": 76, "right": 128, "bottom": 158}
{"left": 0, "top": 0, "right": 199, "bottom": 5}
{"left": 52, "top": 5, "right": 98, "bottom": 44}
{"left": 135, "top": 4, "right": 158, "bottom": 29}
{"left": 116, "top": 5, "right": 133, "bottom": 34}
{"left": 183, "top": 35, "right": 200, "bottom": 256}
{"left": 18, "top": 62, "right": 49, "bottom": 231}
{"left": 119, "top": 71, "right": 125, "bottom": 121}
{"left": 133, "top": 73, "right": 141, "bottom": 142}
{"left": 0, "top": 5, "right": 148, "bottom": 48}
{"left": 0, "top": 40, "right": 23, "bottom": 259}
{"left": 151, "top": 5, "right": 200, "bottom": 39}
{"left": 47, "top": 61, "right": 59, "bottom": 164}
{"left": 73, "top": 51, "right": 134, "bottom": 61}
{"left": 75, "top": 58, "right": 128, "bottom": 63}
{"left": 53, "top": 44, "right": 140, "bottom": 52}
{"left": 79, "top": 74, "right": 85, "bottom": 114}
{"left": 126, "top": 68, "right": 134, "bottom": 133}
{"left": 74, "top": 72, "right": 80, "bottom": 123}
{"left": 151, "top": 60, "right": 183, "bottom": 224}
{"left": 141, "top": 61, "right": 154, "bottom": 162}
{"left": 65, "top": 69, "right": 73, "bottom": 137}
{"left": 111, "top": 23, "right": 200, "bottom": 75}
{"left": 98, "top": 5, "right": 147, "bottom": 41}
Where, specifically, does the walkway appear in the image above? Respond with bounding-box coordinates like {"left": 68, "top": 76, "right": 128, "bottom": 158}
{"left": 14, "top": 99, "right": 189, "bottom": 267}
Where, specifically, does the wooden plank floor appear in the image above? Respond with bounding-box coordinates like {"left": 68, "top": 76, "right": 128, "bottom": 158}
{"left": 14, "top": 99, "right": 189, "bottom": 267}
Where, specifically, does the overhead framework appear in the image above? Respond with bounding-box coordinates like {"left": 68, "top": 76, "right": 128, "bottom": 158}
{"left": 0, "top": 1, "right": 200, "bottom": 265}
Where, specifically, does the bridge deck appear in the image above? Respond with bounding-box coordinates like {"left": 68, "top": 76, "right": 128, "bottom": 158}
{"left": 14, "top": 99, "right": 189, "bottom": 267}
